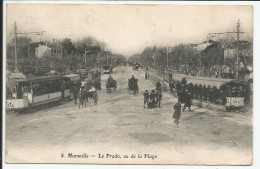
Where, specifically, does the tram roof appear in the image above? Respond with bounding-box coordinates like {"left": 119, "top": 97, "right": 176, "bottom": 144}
{"left": 7, "top": 75, "right": 61, "bottom": 83}
{"left": 172, "top": 74, "right": 234, "bottom": 89}
{"left": 64, "top": 74, "right": 80, "bottom": 78}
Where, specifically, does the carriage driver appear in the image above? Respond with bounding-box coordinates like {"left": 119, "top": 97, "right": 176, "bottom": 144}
{"left": 130, "top": 75, "right": 136, "bottom": 81}
{"left": 108, "top": 75, "right": 114, "bottom": 85}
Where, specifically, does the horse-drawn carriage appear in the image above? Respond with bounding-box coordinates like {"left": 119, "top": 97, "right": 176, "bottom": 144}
{"left": 78, "top": 86, "right": 98, "bottom": 109}
{"left": 128, "top": 78, "right": 139, "bottom": 95}
{"left": 132, "top": 63, "right": 140, "bottom": 71}
{"left": 93, "top": 77, "right": 101, "bottom": 90}
{"left": 106, "top": 79, "right": 117, "bottom": 93}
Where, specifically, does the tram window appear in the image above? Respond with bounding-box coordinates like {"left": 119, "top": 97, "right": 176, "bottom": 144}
{"left": 51, "top": 79, "right": 61, "bottom": 93}
{"left": 52, "top": 80, "right": 57, "bottom": 93}
{"left": 33, "top": 82, "right": 41, "bottom": 96}
{"left": 22, "top": 83, "right": 31, "bottom": 93}
{"left": 43, "top": 81, "right": 49, "bottom": 94}
{"left": 6, "top": 86, "right": 12, "bottom": 99}
{"left": 64, "top": 80, "right": 71, "bottom": 89}
{"left": 12, "top": 85, "right": 17, "bottom": 94}
{"left": 17, "top": 84, "right": 23, "bottom": 99}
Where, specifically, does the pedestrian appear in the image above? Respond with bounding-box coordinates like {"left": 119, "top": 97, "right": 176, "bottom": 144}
{"left": 156, "top": 80, "right": 162, "bottom": 91}
{"left": 145, "top": 72, "right": 148, "bottom": 80}
{"left": 182, "top": 90, "right": 192, "bottom": 111}
{"left": 143, "top": 90, "right": 150, "bottom": 109}
{"left": 156, "top": 90, "right": 162, "bottom": 108}
{"left": 176, "top": 81, "right": 181, "bottom": 97}
{"left": 74, "top": 84, "right": 79, "bottom": 104}
{"left": 149, "top": 90, "right": 156, "bottom": 108}
{"left": 173, "top": 101, "right": 182, "bottom": 125}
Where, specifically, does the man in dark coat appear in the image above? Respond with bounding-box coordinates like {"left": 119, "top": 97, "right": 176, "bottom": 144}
{"left": 176, "top": 82, "right": 181, "bottom": 97}
{"left": 182, "top": 90, "right": 192, "bottom": 111}
{"left": 73, "top": 82, "right": 79, "bottom": 104}
{"left": 143, "top": 90, "right": 150, "bottom": 108}
{"left": 156, "top": 90, "right": 162, "bottom": 108}
{"left": 108, "top": 75, "right": 113, "bottom": 85}
{"left": 173, "top": 101, "right": 182, "bottom": 125}
{"left": 130, "top": 75, "right": 135, "bottom": 81}
{"left": 156, "top": 80, "right": 162, "bottom": 91}
{"left": 149, "top": 90, "right": 156, "bottom": 108}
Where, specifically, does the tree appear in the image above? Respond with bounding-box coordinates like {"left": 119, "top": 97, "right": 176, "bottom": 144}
{"left": 61, "top": 38, "right": 76, "bottom": 55}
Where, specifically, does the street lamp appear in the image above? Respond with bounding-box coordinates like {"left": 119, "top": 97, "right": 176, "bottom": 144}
{"left": 83, "top": 48, "right": 91, "bottom": 68}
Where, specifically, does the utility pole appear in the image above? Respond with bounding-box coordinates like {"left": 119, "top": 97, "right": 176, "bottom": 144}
{"left": 166, "top": 47, "right": 169, "bottom": 68}
{"left": 14, "top": 22, "right": 18, "bottom": 73}
{"left": 207, "top": 19, "right": 244, "bottom": 80}
{"left": 97, "top": 50, "right": 100, "bottom": 69}
{"left": 236, "top": 19, "right": 240, "bottom": 79}
{"left": 13, "top": 22, "right": 45, "bottom": 73}
{"left": 153, "top": 53, "right": 156, "bottom": 66}
{"left": 84, "top": 48, "right": 87, "bottom": 68}
{"left": 84, "top": 48, "right": 91, "bottom": 69}
{"left": 106, "top": 53, "right": 108, "bottom": 64}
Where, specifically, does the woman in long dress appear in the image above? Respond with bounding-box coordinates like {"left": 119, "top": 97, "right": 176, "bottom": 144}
{"left": 173, "top": 102, "right": 182, "bottom": 125}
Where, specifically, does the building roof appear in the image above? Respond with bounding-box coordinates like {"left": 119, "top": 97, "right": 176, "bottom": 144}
{"left": 195, "top": 42, "right": 214, "bottom": 52}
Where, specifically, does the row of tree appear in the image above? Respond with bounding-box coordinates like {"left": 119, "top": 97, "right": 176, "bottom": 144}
{"left": 129, "top": 37, "right": 253, "bottom": 75}
{"left": 6, "top": 35, "right": 126, "bottom": 75}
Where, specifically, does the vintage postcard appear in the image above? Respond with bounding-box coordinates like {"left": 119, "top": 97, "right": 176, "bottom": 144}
{"left": 4, "top": 3, "right": 253, "bottom": 165}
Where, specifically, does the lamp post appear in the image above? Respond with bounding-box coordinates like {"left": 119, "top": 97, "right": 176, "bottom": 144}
{"left": 83, "top": 48, "right": 91, "bottom": 68}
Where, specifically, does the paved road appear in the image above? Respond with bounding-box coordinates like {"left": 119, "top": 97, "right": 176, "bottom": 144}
{"left": 5, "top": 65, "right": 253, "bottom": 164}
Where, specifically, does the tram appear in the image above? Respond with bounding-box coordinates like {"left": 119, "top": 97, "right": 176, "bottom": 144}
{"left": 6, "top": 75, "right": 64, "bottom": 111}
{"left": 169, "top": 73, "right": 250, "bottom": 110}
{"left": 103, "top": 65, "right": 113, "bottom": 74}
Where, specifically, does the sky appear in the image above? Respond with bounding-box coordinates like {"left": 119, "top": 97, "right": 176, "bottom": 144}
{"left": 6, "top": 4, "right": 253, "bottom": 57}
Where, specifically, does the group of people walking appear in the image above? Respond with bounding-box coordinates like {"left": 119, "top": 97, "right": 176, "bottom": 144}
{"left": 173, "top": 88, "right": 192, "bottom": 125}
{"left": 143, "top": 89, "right": 162, "bottom": 109}
{"left": 143, "top": 76, "right": 192, "bottom": 125}
{"left": 143, "top": 80, "right": 163, "bottom": 109}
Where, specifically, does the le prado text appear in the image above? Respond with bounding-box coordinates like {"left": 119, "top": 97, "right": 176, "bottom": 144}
{"left": 65, "top": 153, "right": 157, "bottom": 159}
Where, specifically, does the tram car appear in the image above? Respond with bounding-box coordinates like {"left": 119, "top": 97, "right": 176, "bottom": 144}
{"left": 103, "top": 65, "right": 111, "bottom": 74}
{"left": 220, "top": 80, "right": 247, "bottom": 110}
{"left": 6, "top": 75, "right": 65, "bottom": 112}
{"left": 169, "top": 73, "right": 250, "bottom": 110}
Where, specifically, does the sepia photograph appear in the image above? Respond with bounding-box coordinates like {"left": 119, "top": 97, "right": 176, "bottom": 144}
{"left": 3, "top": 2, "right": 254, "bottom": 165}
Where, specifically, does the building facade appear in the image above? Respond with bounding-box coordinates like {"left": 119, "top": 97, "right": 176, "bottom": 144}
{"left": 35, "top": 44, "right": 51, "bottom": 58}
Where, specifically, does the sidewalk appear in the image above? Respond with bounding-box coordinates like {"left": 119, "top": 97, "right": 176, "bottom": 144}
{"left": 146, "top": 70, "right": 170, "bottom": 91}
{"left": 143, "top": 69, "right": 228, "bottom": 111}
